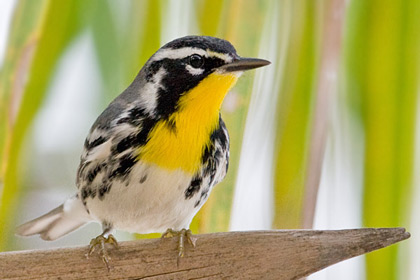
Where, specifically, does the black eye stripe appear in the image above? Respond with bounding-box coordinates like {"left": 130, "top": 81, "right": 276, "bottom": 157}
{"left": 146, "top": 55, "right": 229, "bottom": 119}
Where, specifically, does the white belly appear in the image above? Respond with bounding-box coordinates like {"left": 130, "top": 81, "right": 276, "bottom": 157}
{"left": 85, "top": 162, "right": 206, "bottom": 233}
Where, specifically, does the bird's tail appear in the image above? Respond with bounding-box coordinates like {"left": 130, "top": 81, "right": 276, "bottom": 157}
{"left": 16, "top": 196, "right": 92, "bottom": 241}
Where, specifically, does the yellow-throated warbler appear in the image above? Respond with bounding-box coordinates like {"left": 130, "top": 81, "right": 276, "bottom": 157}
{"left": 16, "top": 36, "right": 270, "bottom": 266}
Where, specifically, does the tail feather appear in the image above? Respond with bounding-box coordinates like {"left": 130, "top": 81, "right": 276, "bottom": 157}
{"left": 16, "top": 196, "right": 91, "bottom": 241}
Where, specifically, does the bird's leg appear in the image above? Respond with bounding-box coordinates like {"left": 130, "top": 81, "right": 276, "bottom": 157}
{"left": 86, "top": 225, "right": 118, "bottom": 271}
{"left": 161, "top": 228, "right": 197, "bottom": 258}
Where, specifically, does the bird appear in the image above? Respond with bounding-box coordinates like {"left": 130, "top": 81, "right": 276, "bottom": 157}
{"left": 16, "top": 35, "right": 270, "bottom": 268}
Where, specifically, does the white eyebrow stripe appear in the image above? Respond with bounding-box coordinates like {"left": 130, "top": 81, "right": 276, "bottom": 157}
{"left": 151, "top": 47, "right": 207, "bottom": 61}
{"left": 150, "top": 47, "right": 234, "bottom": 63}
{"left": 207, "top": 50, "right": 234, "bottom": 62}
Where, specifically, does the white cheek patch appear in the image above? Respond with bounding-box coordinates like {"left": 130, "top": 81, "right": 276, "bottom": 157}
{"left": 138, "top": 67, "right": 167, "bottom": 115}
{"left": 138, "top": 85, "right": 158, "bottom": 115}
{"left": 185, "top": 65, "right": 205, "bottom": 76}
{"left": 150, "top": 67, "right": 167, "bottom": 85}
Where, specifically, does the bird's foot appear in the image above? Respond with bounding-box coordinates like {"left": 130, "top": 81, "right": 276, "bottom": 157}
{"left": 161, "top": 228, "right": 197, "bottom": 258}
{"left": 86, "top": 234, "right": 119, "bottom": 271}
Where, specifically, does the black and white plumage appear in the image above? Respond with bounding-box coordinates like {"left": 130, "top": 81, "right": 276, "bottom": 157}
{"left": 74, "top": 114, "right": 229, "bottom": 236}
{"left": 16, "top": 36, "right": 269, "bottom": 251}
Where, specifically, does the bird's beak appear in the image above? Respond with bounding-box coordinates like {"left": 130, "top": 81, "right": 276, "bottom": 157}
{"left": 218, "top": 57, "right": 271, "bottom": 72}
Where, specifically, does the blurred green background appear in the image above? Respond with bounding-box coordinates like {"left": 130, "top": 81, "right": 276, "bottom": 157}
{"left": 0, "top": 0, "right": 419, "bottom": 279}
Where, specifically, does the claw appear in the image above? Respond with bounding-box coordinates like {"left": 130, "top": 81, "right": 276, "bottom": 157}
{"left": 161, "top": 228, "right": 196, "bottom": 260}
{"left": 161, "top": 228, "right": 176, "bottom": 239}
{"left": 107, "top": 234, "right": 119, "bottom": 249}
{"left": 86, "top": 234, "right": 119, "bottom": 271}
{"left": 185, "top": 229, "right": 197, "bottom": 248}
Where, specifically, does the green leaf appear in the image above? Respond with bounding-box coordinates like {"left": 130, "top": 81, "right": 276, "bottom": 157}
{"left": 0, "top": 0, "right": 47, "bottom": 180}
{"left": 0, "top": 0, "right": 86, "bottom": 250}
{"left": 191, "top": 0, "right": 270, "bottom": 233}
{"left": 272, "top": 0, "right": 321, "bottom": 229}
{"left": 194, "top": 0, "right": 224, "bottom": 36}
{"left": 345, "top": 0, "right": 420, "bottom": 278}
{"left": 90, "top": 0, "right": 162, "bottom": 105}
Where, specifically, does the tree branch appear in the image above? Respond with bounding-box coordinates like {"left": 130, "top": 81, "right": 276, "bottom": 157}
{"left": 0, "top": 228, "right": 410, "bottom": 279}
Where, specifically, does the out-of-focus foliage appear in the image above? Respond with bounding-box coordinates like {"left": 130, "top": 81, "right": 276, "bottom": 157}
{"left": 345, "top": 0, "right": 420, "bottom": 279}
{"left": 193, "top": 0, "right": 269, "bottom": 233}
{"left": 1, "top": 0, "right": 82, "bottom": 250}
{"left": 0, "top": 1, "right": 419, "bottom": 279}
{"left": 273, "top": 0, "right": 321, "bottom": 229}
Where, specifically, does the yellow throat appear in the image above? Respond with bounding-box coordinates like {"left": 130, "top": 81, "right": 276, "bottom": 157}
{"left": 140, "top": 72, "right": 238, "bottom": 174}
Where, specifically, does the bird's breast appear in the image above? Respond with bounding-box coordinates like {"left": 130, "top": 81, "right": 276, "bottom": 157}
{"left": 139, "top": 114, "right": 218, "bottom": 175}
{"left": 139, "top": 72, "right": 237, "bottom": 174}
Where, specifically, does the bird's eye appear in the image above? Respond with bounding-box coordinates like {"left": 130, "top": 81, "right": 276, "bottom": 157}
{"left": 189, "top": 54, "right": 204, "bottom": 68}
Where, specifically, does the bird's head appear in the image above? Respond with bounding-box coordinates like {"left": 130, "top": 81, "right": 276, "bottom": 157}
{"left": 135, "top": 36, "right": 270, "bottom": 119}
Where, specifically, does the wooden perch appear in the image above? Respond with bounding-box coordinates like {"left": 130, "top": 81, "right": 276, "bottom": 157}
{"left": 0, "top": 228, "right": 409, "bottom": 279}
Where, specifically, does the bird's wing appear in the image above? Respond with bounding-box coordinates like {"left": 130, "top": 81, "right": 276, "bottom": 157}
{"left": 76, "top": 91, "right": 156, "bottom": 205}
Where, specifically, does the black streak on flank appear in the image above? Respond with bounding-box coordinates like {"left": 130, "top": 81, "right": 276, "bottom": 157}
{"left": 81, "top": 188, "right": 88, "bottom": 200}
{"left": 194, "top": 189, "right": 210, "bottom": 208}
{"left": 201, "top": 190, "right": 208, "bottom": 198}
{"left": 98, "top": 183, "right": 111, "bottom": 199}
{"left": 110, "top": 154, "right": 138, "bottom": 180}
{"left": 86, "top": 163, "right": 105, "bottom": 183}
{"left": 201, "top": 144, "right": 212, "bottom": 165}
{"left": 198, "top": 116, "right": 230, "bottom": 190}
{"left": 185, "top": 177, "right": 202, "bottom": 199}
{"left": 81, "top": 186, "right": 97, "bottom": 201}
{"left": 114, "top": 134, "right": 136, "bottom": 154}
{"left": 210, "top": 117, "right": 228, "bottom": 149}
{"left": 140, "top": 174, "right": 147, "bottom": 184}
{"left": 201, "top": 116, "right": 228, "bottom": 165}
